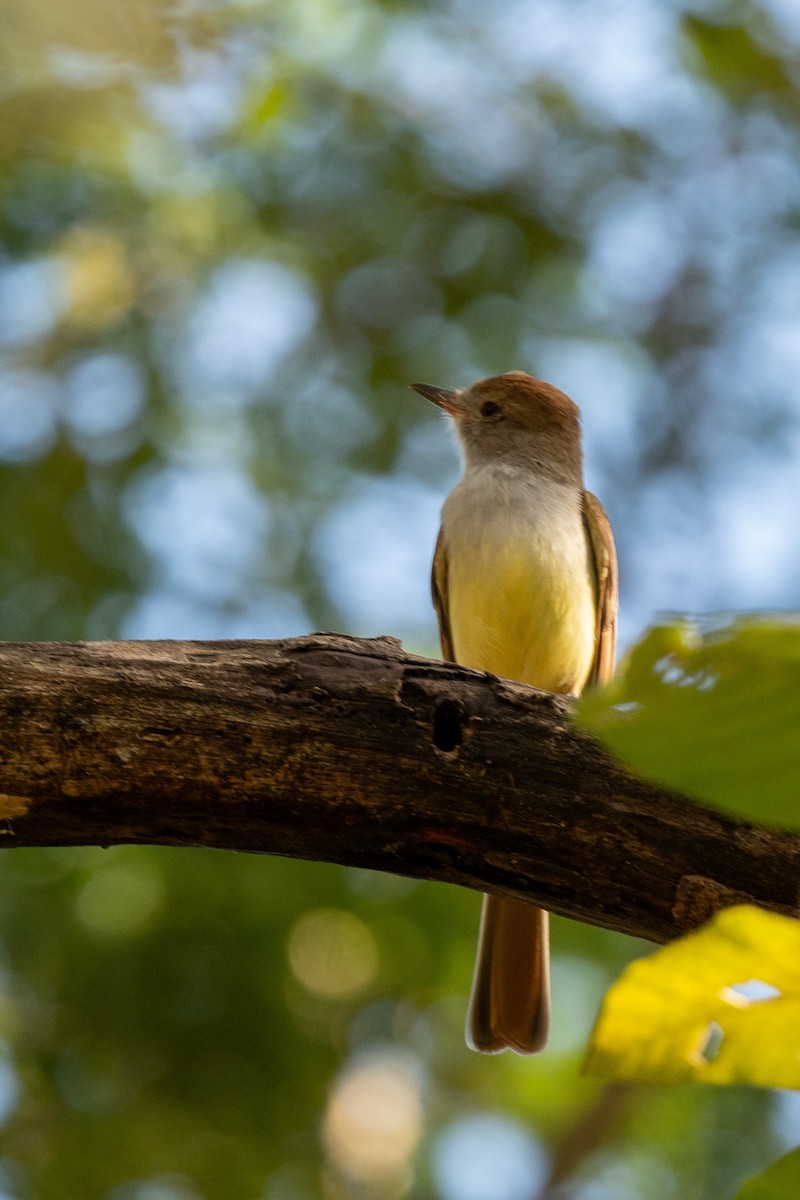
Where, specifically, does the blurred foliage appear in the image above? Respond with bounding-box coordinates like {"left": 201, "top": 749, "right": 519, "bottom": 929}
{"left": 2, "top": 0, "right": 800, "bottom": 1197}
{"left": 735, "top": 1147, "right": 800, "bottom": 1200}
{"left": 682, "top": 14, "right": 797, "bottom": 101}
{"left": 587, "top": 906, "right": 800, "bottom": 1089}
{"left": 578, "top": 617, "right": 800, "bottom": 828}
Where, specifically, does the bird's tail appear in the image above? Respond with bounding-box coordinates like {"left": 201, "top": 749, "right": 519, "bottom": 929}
{"left": 466, "top": 895, "right": 550, "bottom": 1054}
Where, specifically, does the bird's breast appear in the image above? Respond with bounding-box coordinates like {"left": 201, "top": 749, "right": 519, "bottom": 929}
{"left": 441, "top": 470, "right": 596, "bottom": 694}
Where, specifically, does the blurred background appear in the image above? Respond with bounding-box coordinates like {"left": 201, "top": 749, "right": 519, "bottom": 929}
{"left": 1, "top": 0, "right": 800, "bottom": 1195}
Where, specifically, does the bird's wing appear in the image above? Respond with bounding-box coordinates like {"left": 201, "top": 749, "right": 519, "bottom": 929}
{"left": 582, "top": 490, "right": 618, "bottom": 688}
{"left": 431, "top": 526, "right": 455, "bottom": 662}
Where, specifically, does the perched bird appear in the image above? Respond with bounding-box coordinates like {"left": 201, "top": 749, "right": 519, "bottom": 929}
{"left": 412, "top": 371, "right": 617, "bottom": 1054}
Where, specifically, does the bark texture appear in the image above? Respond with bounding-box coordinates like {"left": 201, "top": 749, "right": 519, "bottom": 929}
{"left": 0, "top": 633, "right": 797, "bottom": 944}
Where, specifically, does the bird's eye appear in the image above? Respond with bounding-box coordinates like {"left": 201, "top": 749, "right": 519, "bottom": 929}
{"left": 481, "top": 401, "right": 501, "bottom": 418}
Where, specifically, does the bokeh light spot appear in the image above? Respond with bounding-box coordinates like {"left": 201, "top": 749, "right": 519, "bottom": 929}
{"left": 0, "top": 1048, "right": 19, "bottom": 1128}
{"left": 0, "top": 370, "right": 58, "bottom": 461}
{"left": 322, "top": 1049, "right": 424, "bottom": 1188}
{"left": 179, "top": 258, "right": 317, "bottom": 393}
{"left": 316, "top": 477, "right": 441, "bottom": 636}
{"left": 288, "top": 908, "right": 379, "bottom": 1000}
{"left": 63, "top": 353, "right": 144, "bottom": 437}
{"left": 75, "top": 861, "right": 165, "bottom": 938}
{"left": 433, "top": 1113, "right": 547, "bottom": 1200}
{"left": 0, "top": 258, "right": 63, "bottom": 345}
{"left": 58, "top": 226, "right": 135, "bottom": 330}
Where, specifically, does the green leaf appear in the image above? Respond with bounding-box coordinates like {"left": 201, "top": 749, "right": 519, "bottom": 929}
{"left": 735, "top": 1148, "right": 800, "bottom": 1200}
{"left": 586, "top": 906, "right": 800, "bottom": 1089}
{"left": 578, "top": 617, "right": 800, "bottom": 829}
{"left": 682, "top": 15, "right": 793, "bottom": 100}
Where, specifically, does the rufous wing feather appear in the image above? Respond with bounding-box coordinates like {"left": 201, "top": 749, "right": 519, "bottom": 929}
{"left": 582, "top": 490, "right": 618, "bottom": 689}
{"left": 431, "top": 526, "right": 455, "bottom": 663}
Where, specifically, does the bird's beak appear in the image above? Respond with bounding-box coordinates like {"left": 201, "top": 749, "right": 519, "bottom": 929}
{"left": 410, "top": 383, "right": 467, "bottom": 417}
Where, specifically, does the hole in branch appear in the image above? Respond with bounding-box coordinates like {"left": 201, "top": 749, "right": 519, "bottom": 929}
{"left": 722, "top": 978, "right": 782, "bottom": 1007}
{"left": 432, "top": 700, "right": 463, "bottom": 753}
{"left": 696, "top": 1021, "right": 725, "bottom": 1064}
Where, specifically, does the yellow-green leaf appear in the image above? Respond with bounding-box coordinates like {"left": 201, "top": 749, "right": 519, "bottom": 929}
{"left": 578, "top": 617, "right": 800, "bottom": 829}
{"left": 585, "top": 906, "right": 800, "bottom": 1089}
{"left": 735, "top": 1148, "right": 800, "bottom": 1200}
{"left": 682, "top": 15, "right": 793, "bottom": 101}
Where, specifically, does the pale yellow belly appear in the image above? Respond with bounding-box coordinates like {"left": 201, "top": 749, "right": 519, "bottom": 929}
{"left": 446, "top": 536, "right": 596, "bottom": 695}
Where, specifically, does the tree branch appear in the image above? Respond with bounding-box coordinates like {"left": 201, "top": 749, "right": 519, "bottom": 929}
{"left": 0, "top": 633, "right": 797, "bottom": 944}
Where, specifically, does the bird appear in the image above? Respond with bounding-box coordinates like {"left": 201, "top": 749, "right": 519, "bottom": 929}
{"left": 411, "top": 371, "right": 617, "bottom": 1054}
